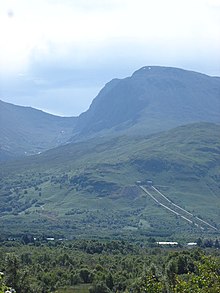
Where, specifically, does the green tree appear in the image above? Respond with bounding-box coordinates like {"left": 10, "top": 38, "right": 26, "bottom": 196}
{"left": 4, "top": 253, "right": 32, "bottom": 293}
{"left": 174, "top": 255, "right": 220, "bottom": 293}
{"left": 5, "top": 254, "right": 20, "bottom": 290}
{"left": 106, "top": 273, "right": 114, "bottom": 290}
{"left": 80, "top": 268, "right": 93, "bottom": 283}
{"left": 166, "top": 259, "right": 177, "bottom": 287}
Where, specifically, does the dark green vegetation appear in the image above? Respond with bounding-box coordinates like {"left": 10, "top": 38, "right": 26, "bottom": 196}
{"left": 0, "top": 100, "right": 76, "bottom": 159}
{"left": 1, "top": 240, "right": 220, "bottom": 293}
{"left": 0, "top": 122, "right": 219, "bottom": 239}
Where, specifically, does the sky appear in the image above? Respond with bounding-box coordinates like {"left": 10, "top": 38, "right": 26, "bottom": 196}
{"left": 0, "top": 0, "right": 220, "bottom": 116}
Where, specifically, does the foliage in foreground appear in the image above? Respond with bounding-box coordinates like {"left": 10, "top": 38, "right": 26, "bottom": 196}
{"left": 0, "top": 240, "right": 220, "bottom": 293}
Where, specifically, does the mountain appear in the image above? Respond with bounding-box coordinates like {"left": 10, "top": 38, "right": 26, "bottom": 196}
{"left": 1, "top": 122, "right": 219, "bottom": 238}
{"left": 0, "top": 100, "right": 76, "bottom": 158}
{"left": 72, "top": 66, "right": 220, "bottom": 139}
{"left": 1, "top": 67, "right": 220, "bottom": 158}
{"left": 1, "top": 67, "right": 220, "bottom": 238}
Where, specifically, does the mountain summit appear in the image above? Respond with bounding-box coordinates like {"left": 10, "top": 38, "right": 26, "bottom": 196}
{"left": 73, "top": 66, "right": 220, "bottom": 139}
{"left": 1, "top": 66, "right": 220, "bottom": 158}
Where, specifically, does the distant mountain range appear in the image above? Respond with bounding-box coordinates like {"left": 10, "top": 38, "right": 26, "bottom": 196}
{"left": 0, "top": 100, "right": 76, "bottom": 159}
{"left": 1, "top": 66, "right": 220, "bottom": 159}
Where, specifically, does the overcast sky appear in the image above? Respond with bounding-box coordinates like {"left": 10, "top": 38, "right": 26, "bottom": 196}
{"left": 0, "top": 0, "right": 220, "bottom": 116}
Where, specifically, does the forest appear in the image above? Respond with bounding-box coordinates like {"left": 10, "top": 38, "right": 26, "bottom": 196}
{"left": 0, "top": 238, "right": 220, "bottom": 293}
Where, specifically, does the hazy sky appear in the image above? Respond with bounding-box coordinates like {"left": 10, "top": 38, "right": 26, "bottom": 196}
{"left": 0, "top": 0, "right": 220, "bottom": 116}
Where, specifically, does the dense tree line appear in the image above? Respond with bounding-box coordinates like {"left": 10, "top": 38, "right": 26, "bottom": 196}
{"left": 0, "top": 239, "right": 220, "bottom": 292}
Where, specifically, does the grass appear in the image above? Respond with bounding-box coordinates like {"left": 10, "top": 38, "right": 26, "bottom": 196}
{"left": 0, "top": 122, "right": 219, "bottom": 239}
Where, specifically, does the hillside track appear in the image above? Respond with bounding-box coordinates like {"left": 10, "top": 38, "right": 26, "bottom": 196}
{"left": 139, "top": 185, "right": 218, "bottom": 231}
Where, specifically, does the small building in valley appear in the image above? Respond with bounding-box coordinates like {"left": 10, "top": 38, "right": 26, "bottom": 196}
{"left": 146, "top": 180, "right": 153, "bottom": 187}
{"left": 187, "top": 242, "right": 197, "bottom": 247}
{"left": 156, "top": 241, "right": 178, "bottom": 246}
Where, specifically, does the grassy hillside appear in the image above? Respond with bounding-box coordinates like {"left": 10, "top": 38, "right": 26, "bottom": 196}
{"left": 0, "top": 122, "right": 219, "bottom": 239}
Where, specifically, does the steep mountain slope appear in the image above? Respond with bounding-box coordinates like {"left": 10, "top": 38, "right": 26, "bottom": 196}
{"left": 1, "top": 122, "right": 219, "bottom": 238}
{"left": 0, "top": 100, "right": 76, "bottom": 158}
{"left": 1, "top": 67, "right": 220, "bottom": 158}
{"left": 73, "top": 67, "right": 220, "bottom": 139}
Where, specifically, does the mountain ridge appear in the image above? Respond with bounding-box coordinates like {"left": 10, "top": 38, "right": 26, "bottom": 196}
{"left": 0, "top": 99, "right": 77, "bottom": 159}
{"left": 1, "top": 66, "right": 220, "bottom": 158}
{"left": 71, "top": 66, "right": 220, "bottom": 140}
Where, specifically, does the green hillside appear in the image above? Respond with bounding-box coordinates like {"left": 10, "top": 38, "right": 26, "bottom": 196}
{"left": 0, "top": 122, "right": 219, "bottom": 239}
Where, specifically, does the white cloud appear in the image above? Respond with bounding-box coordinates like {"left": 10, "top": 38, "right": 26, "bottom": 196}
{"left": 1, "top": 0, "right": 219, "bottom": 73}
{"left": 0, "top": 0, "right": 219, "bottom": 115}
